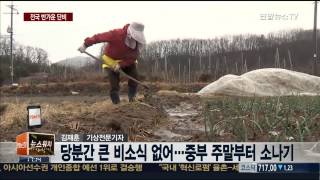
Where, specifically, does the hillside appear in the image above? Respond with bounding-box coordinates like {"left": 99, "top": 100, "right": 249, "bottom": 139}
{"left": 54, "top": 56, "right": 95, "bottom": 68}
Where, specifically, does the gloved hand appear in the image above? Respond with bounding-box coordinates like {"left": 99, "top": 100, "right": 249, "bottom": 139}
{"left": 78, "top": 43, "right": 87, "bottom": 53}
{"left": 113, "top": 63, "right": 121, "bottom": 72}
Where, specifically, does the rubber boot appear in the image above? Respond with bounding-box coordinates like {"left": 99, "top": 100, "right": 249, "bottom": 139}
{"left": 128, "top": 86, "right": 137, "bottom": 102}
{"left": 110, "top": 92, "right": 120, "bottom": 104}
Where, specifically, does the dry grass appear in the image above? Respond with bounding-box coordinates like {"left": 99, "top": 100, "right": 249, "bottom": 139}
{"left": 0, "top": 103, "right": 27, "bottom": 129}
{"left": 0, "top": 97, "right": 167, "bottom": 142}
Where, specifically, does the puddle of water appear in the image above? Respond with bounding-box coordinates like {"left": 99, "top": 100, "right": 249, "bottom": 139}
{"left": 167, "top": 110, "right": 198, "bottom": 118}
{"left": 153, "top": 102, "right": 205, "bottom": 142}
{"left": 152, "top": 129, "right": 192, "bottom": 141}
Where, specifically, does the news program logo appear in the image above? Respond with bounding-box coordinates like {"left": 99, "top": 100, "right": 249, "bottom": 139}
{"left": 16, "top": 132, "right": 55, "bottom": 156}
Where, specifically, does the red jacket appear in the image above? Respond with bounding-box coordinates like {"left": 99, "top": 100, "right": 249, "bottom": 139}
{"left": 84, "top": 24, "right": 139, "bottom": 67}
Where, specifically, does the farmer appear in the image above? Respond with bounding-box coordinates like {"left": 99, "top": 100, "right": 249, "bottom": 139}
{"left": 78, "top": 22, "right": 146, "bottom": 104}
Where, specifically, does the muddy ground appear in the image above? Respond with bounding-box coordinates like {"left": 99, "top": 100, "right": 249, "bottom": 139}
{"left": 0, "top": 81, "right": 207, "bottom": 96}
{"left": 0, "top": 90, "right": 207, "bottom": 142}
{"left": 1, "top": 83, "right": 319, "bottom": 142}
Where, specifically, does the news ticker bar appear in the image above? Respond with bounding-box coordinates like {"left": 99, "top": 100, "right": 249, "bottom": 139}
{"left": 50, "top": 142, "right": 319, "bottom": 163}
{"left": 0, "top": 163, "right": 318, "bottom": 174}
{"left": 1, "top": 142, "right": 319, "bottom": 163}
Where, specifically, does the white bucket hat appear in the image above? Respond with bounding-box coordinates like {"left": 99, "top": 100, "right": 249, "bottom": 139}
{"left": 127, "top": 22, "right": 146, "bottom": 44}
